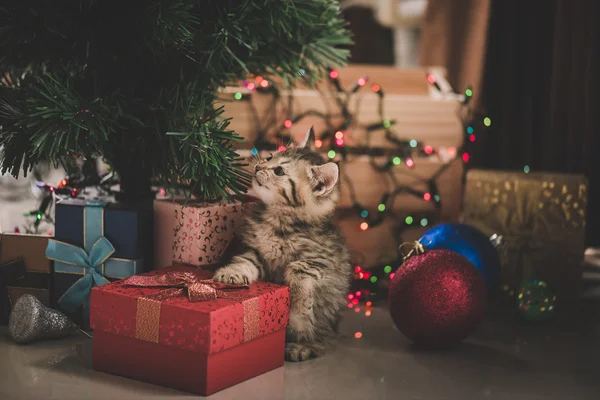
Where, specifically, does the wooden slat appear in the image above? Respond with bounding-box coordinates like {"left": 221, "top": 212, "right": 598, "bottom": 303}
{"left": 335, "top": 213, "right": 400, "bottom": 268}
{"left": 335, "top": 213, "right": 434, "bottom": 268}
{"left": 220, "top": 88, "right": 463, "bottom": 150}
{"left": 338, "top": 156, "right": 464, "bottom": 221}
{"left": 256, "top": 64, "right": 435, "bottom": 95}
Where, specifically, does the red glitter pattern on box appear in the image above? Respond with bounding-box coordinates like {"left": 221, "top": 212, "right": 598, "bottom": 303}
{"left": 90, "top": 265, "right": 289, "bottom": 355}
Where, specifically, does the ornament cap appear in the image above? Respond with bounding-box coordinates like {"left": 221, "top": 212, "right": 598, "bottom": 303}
{"left": 398, "top": 241, "right": 426, "bottom": 262}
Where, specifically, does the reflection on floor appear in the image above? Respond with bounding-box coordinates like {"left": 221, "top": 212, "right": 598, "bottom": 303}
{"left": 2, "top": 303, "right": 599, "bottom": 400}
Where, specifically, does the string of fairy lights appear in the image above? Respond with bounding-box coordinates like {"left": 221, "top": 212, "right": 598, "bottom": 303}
{"left": 230, "top": 69, "right": 490, "bottom": 233}
{"left": 229, "top": 69, "right": 492, "bottom": 304}
{"left": 16, "top": 171, "right": 118, "bottom": 234}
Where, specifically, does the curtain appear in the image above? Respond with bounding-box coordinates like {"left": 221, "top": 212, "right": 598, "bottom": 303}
{"left": 342, "top": 6, "right": 395, "bottom": 65}
{"left": 419, "top": 0, "right": 491, "bottom": 103}
{"left": 479, "top": 0, "right": 600, "bottom": 245}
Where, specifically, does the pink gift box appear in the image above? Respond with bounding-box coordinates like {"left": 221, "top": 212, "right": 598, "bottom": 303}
{"left": 154, "top": 197, "right": 256, "bottom": 269}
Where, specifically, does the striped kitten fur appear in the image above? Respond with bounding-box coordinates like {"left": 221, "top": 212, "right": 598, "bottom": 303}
{"left": 214, "top": 128, "right": 352, "bottom": 362}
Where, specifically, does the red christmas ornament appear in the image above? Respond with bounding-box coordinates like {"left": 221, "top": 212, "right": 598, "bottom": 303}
{"left": 388, "top": 249, "right": 486, "bottom": 347}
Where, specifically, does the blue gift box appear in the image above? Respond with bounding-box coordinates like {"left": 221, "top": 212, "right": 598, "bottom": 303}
{"left": 47, "top": 199, "right": 152, "bottom": 328}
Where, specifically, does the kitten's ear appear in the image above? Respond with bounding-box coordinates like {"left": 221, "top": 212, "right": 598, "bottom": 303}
{"left": 310, "top": 162, "right": 339, "bottom": 196}
{"left": 298, "top": 126, "right": 316, "bottom": 150}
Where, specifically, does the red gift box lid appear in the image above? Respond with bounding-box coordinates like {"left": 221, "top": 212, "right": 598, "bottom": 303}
{"left": 90, "top": 265, "right": 290, "bottom": 355}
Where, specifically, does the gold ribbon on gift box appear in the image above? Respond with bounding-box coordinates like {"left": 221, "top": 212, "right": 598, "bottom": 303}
{"left": 463, "top": 170, "right": 587, "bottom": 297}
{"left": 123, "top": 270, "right": 259, "bottom": 345}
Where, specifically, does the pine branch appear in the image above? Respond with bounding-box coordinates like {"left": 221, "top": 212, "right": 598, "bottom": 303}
{"left": 0, "top": 0, "right": 350, "bottom": 200}
{"left": 0, "top": 71, "right": 123, "bottom": 175}
{"left": 159, "top": 82, "right": 252, "bottom": 200}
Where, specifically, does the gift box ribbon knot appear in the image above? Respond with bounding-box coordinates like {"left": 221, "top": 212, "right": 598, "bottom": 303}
{"left": 46, "top": 201, "right": 140, "bottom": 313}
{"left": 123, "top": 271, "right": 260, "bottom": 344}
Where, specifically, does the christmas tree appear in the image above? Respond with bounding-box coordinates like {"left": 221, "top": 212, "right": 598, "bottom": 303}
{"left": 0, "top": 1, "right": 350, "bottom": 202}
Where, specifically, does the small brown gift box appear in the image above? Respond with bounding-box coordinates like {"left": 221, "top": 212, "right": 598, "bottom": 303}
{"left": 462, "top": 169, "right": 588, "bottom": 307}
{"left": 0, "top": 233, "right": 52, "bottom": 324}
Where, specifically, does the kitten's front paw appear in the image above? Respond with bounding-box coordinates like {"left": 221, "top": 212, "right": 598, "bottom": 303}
{"left": 213, "top": 264, "right": 253, "bottom": 285}
{"left": 285, "top": 342, "right": 317, "bottom": 362}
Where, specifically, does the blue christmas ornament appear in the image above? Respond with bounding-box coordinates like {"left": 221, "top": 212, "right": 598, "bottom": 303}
{"left": 419, "top": 223, "right": 500, "bottom": 291}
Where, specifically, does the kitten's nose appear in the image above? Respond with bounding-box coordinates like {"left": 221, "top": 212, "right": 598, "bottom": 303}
{"left": 255, "top": 162, "right": 269, "bottom": 172}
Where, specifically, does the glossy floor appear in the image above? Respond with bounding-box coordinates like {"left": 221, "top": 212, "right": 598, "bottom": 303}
{"left": 1, "top": 305, "right": 599, "bottom": 400}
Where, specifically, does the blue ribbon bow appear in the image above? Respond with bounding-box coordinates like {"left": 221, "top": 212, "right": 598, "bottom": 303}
{"left": 46, "top": 201, "right": 142, "bottom": 314}
{"left": 46, "top": 237, "right": 114, "bottom": 312}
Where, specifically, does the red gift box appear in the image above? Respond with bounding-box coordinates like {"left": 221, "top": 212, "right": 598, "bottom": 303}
{"left": 90, "top": 265, "right": 290, "bottom": 395}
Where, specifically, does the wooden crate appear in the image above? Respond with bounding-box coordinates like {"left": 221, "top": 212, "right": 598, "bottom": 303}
{"left": 221, "top": 88, "right": 463, "bottom": 150}
{"left": 219, "top": 65, "right": 461, "bottom": 150}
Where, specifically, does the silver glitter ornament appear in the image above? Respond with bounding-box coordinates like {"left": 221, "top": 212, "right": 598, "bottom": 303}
{"left": 9, "top": 295, "right": 77, "bottom": 344}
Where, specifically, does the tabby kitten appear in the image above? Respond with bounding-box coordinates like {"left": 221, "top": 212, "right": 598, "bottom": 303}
{"left": 214, "top": 128, "right": 352, "bottom": 362}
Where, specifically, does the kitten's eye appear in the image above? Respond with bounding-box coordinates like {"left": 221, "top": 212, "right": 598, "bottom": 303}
{"left": 274, "top": 166, "right": 285, "bottom": 176}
